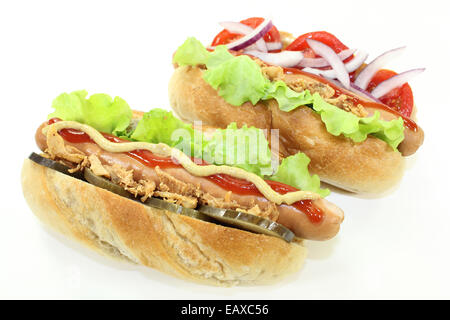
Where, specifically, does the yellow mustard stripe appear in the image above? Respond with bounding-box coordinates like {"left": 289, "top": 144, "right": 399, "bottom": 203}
{"left": 43, "top": 121, "right": 321, "bottom": 204}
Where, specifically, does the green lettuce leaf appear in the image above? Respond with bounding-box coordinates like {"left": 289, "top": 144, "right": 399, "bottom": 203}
{"left": 205, "top": 45, "right": 234, "bottom": 69}
{"left": 203, "top": 123, "right": 273, "bottom": 176}
{"left": 203, "top": 54, "right": 268, "bottom": 106}
{"left": 130, "top": 108, "right": 203, "bottom": 157}
{"left": 311, "top": 93, "right": 405, "bottom": 149}
{"left": 263, "top": 80, "right": 313, "bottom": 112}
{"left": 49, "top": 90, "right": 132, "bottom": 134}
{"left": 172, "top": 37, "right": 210, "bottom": 67}
{"left": 174, "top": 39, "right": 267, "bottom": 105}
{"left": 269, "top": 153, "right": 330, "bottom": 198}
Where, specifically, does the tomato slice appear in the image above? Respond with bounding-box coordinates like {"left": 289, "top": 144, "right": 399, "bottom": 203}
{"left": 240, "top": 17, "right": 280, "bottom": 43}
{"left": 285, "top": 31, "right": 353, "bottom": 69}
{"left": 211, "top": 17, "right": 281, "bottom": 48}
{"left": 285, "top": 31, "right": 348, "bottom": 54}
{"left": 366, "top": 69, "right": 414, "bottom": 117}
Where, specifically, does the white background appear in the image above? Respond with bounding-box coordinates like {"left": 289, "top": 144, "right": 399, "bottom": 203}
{"left": 1, "top": 0, "right": 449, "bottom": 299}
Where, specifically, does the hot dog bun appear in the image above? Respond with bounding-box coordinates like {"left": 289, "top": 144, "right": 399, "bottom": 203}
{"left": 21, "top": 158, "right": 307, "bottom": 286}
{"left": 168, "top": 65, "right": 406, "bottom": 194}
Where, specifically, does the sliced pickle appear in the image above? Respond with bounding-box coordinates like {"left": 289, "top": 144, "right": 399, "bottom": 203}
{"left": 28, "top": 152, "right": 84, "bottom": 180}
{"left": 197, "top": 205, "right": 295, "bottom": 242}
{"left": 144, "top": 197, "right": 213, "bottom": 222}
{"left": 83, "top": 168, "right": 132, "bottom": 198}
{"left": 83, "top": 168, "right": 212, "bottom": 222}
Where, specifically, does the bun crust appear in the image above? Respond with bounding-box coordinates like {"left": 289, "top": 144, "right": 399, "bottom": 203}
{"left": 168, "top": 66, "right": 405, "bottom": 194}
{"left": 21, "top": 159, "right": 306, "bottom": 286}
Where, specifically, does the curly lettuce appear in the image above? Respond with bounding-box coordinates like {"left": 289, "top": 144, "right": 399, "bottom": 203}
{"left": 205, "top": 45, "right": 234, "bottom": 69}
{"left": 264, "top": 81, "right": 314, "bottom": 112}
{"left": 269, "top": 153, "right": 330, "bottom": 198}
{"left": 172, "top": 37, "right": 210, "bottom": 67}
{"left": 311, "top": 93, "right": 405, "bottom": 149}
{"left": 49, "top": 90, "right": 132, "bottom": 135}
{"left": 130, "top": 108, "right": 203, "bottom": 158}
{"left": 204, "top": 54, "right": 268, "bottom": 106}
{"left": 203, "top": 123, "right": 273, "bottom": 176}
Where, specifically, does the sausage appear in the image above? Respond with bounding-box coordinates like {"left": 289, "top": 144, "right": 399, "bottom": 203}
{"left": 35, "top": 122, "right": 344, "bottom": 240}
{"left": 364, "top": 106, "right": 424, "bottom": 156}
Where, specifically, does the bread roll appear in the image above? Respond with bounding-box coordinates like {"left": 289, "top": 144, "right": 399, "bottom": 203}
{"left": 21, "top": 158, "right": 307, "bottom": 286}
{"left": 168, "top": 66, "right": 405, "bottom": 194}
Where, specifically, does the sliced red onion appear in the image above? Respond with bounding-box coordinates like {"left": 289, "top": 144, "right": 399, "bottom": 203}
{"left": 354, "top": 46, "right": 406, "bottom": 90}
{"left": 349, "top": 83, "right": 382, "bottom": 103}
{"left": 219, "top": 21, "right": 267, "bottom": 52}
{"left": 266, "top": 42, "right": 282, "bottom": 51}
{"left": 298, "top": 48, "right": 356, "bottom": 68}
{"left": 371, "top": 68, "right": 425, "bottom": 98}
{"left": 327, "top": 79, "right": 382, "bottom": 104}
{"left": 220, "top": 19, "right": 272, "bottom": 52}
{"left": 244, "top": 50, "right": 304, "bottom": 68}
{"left": 302, "top": 51, "right": 368, "bottom": 81}
{"left": 245, "top": 39, "right": 283, "bottom": 52}
{"left": 306, "top": 39, "right": 350, "bottom": 89}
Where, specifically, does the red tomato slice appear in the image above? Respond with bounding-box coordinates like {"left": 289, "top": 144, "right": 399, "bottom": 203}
{"left": 211, "top": 17, "right": 281, "bottom": 48}
{"left": 285, "top": 31, "right": 349, "bottom": 54}
{"left": 366, "top": 69, "right": 414, "bottom": 117}
{"left": 285, "top": 31, "right": 353, "bottom": 69}
{"left": 240, "top": 17, "right": 280, "bottom": 43}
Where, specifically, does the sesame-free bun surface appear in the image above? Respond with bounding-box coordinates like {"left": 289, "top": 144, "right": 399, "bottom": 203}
{"left": 168, "top": 66, "right": 405, "bottom": 194}
{"left": 21, "top": 159, "right": 306, "bottom": 286}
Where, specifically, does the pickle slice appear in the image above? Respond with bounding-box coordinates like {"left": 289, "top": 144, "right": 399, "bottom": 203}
{"left": 28, "top": 152, "right": 84, "bottom": 180}
{"left": 83, "top": 168, "right": 212, "bottom": 222}
{"left": 83, "top": 168, "right": 132, "bottom": 198}
{"left": 144, "top": 197, "right": 213, "bottom": 222}
{"left": 197, "top": 205, "right": 295, "bottom": 242}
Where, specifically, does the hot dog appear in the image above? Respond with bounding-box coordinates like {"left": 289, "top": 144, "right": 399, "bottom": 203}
{"left": 22, "top": 91, "right": 344, "bottom": 286}
{"left": 168, "top": 18, "right": 425, "bottom": 194}
{"left": 34, "top": 121, "right": 343, "bottom": 240}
